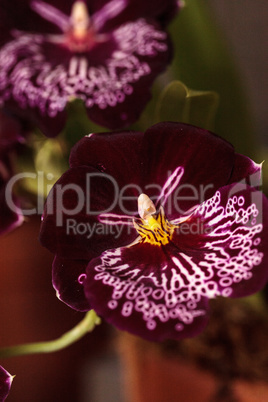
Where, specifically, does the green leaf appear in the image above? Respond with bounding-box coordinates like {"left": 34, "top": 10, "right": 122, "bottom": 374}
{"left": 15, "top": 133, "right": 68, "bottom": 198}
{"left": 34, "top": 138, "right": 69, "bottom": 197}
{"left": 186, "top": 89, "right": 219, "bottom": 130}
{"left": 155, "top": 80, "right": 219, "bottom": 130}
{"left": 155, "top": 81, "right": 188, "bottom": 123}
{"left": 64, "top": 99, "right": 106, "bottom": 147}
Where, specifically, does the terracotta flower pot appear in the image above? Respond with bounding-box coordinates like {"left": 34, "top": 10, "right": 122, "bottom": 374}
{"left": 118, "top": 299, "right": 268, "bottom": 402}
{"left": 0, "top": 216, "right": 108, "bottom": 401}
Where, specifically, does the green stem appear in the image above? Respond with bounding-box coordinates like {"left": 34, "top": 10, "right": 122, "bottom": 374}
{"left": 0, "top": 310, "right": 101, "bottom": 359}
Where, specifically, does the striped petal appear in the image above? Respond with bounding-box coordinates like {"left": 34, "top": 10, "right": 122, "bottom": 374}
{"left": 83, "top": 183, "right": 268, "bottom": 341}
{"left": 84, "top": 244, "right": 210, "bottom": 341}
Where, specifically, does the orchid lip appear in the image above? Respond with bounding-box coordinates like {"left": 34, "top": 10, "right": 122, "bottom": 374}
{"left": 86, "top": 184, "right": 266, "bottom": 340}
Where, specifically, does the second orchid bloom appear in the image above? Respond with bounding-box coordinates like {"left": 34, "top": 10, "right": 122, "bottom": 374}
{"left": 0, "top": 0, "right": 180, "bottom": 136}
{"left": 40, "top": 122, "right": 268, "bottom": 341}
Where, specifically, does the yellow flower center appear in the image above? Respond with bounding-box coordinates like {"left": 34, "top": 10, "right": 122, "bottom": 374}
{"left": 133, "top": 194, "right": 175, "bottom": 246}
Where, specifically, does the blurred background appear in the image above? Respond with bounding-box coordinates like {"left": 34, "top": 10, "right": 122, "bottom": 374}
{"left": 208, "top": 0, "right": 268, "bottom": 148}
{"left": 0, "top": 0, "right": 268, "bottom": 401}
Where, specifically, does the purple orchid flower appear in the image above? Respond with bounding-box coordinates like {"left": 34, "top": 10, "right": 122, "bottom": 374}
{"left": 39, "top": 122, "right": 268, "bottom": 341}
{"left": 0, "top": 366, "right": 13, "bottom": 402}
{"left": 0, "top": 0, "right": 180, "bottom": 137}
{"left": 0, "top": 110, "right": 25, "bottom": 235}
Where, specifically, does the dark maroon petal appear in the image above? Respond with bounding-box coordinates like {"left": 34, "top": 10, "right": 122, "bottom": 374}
{"left": 141, "top": 122, "right": 236, "bottom": 218}
{"left": 0, "top": 14, "right": 171, "bottom": 133}
{"left": 0, "top": 34, "right": 69, "bottom": 138}
{"left": 89, "top": 0, "right": 180, "bottom": 32}
{"left": 0, "top": 365, "right": 13, "bottom": 402}
{"left": 172, "top": 183, "right": 268, "bottom": 298}
{"left": 3, "top": 103, "right": 67, "bottom": 139}
{"left": 84, "top": 244, "right": 210, "bottom": 342}
{"left": 53, "top": 255, "right": 91, "bottom": 311}
{"left": 0, "top": 150, "right": 24, "bottom": 235}
{"left": 29, "top": 107, "right": 67, "bottom": 139}
{"left": 0, "top": 109, "right": 24, "bottom": 150}
{"left": 39, "top": 165, "right": 137, "bottom": 259}
{"left": 85, "top": 37, "right": 172, "bottom": 129}
{"left": 0, "top": 0, "right": 179, "bottom": 40}
{"left": 83, "top": 20, "right": 172, "bottom": 129}
{"left": 70, "top": 130, "right": 144, "bottom": 187}
{"left": 229, "top": 153, "right": 262, "bottom": 187}
{"left": 69, "top": 123, "right": 237, "bottom": 218}
{"left": 0, "top": 0, "right": 71, "bottom": 43}
{"left": 41, "top": 124, "right": 263, "bottom": 260}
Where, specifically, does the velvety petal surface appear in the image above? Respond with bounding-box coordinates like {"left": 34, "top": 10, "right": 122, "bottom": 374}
{"left": 0, "top": 0, "right": 179, "bottom": 39}
{"left": 141, "top": 122, "right": 236, "bottom": 217}
{"left": 84, "top": 243, "right": 210, "bottom": 341}
{"left": 88, "top": 0, "right": 180, "bottom": 31}
{"left": 52, "top": 256, "right": 91, "bottom": 311}
{"left": 39, "top": 165, "right": 138, "bottom": 258}
{"left": 0, "top": 0, "right": 67, "bottom": 44}
{"left": 0, "top": 109, "right": 24, "bottom": 149}
{"left": 0, "top": 137, "right": 24, "bottom": 235}
{"left": 228, "top": 153, "right": 262, "bottom": 187}
{"left": 0, "top": 109, "right": 27, "bottom": 234}
{"left": 84, "top": 38, "right": 171, "bottom": 130}
{"left": 0, "top": 366, "right": 13, "bottom": 402}
{"left": 70, "top": 130, "right": 144, "bottom": 190}
{"left": 69, "top": 123, "right": 241, "bottom": 217}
